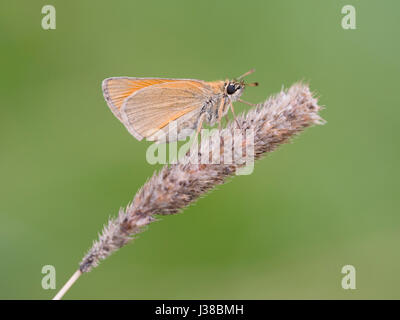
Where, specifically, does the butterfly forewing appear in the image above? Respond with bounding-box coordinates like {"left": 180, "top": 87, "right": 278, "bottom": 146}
{"left": 102, "top": 77, "right": 224, "bottom": 142}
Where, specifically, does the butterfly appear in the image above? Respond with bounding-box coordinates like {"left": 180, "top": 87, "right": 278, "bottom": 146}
{"left": 102, "top": 69, "right": 258, "bottom": 143}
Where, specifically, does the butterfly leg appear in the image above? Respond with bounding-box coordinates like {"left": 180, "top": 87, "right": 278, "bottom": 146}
{"left": 238, "top": 98, "right": 257, "bottom": 107}
{"left": 195, "top": 112, "right": 206, "bottom": 142}
{"left": 217, "top": 98, "right": 225, "bottom": 130}
{"left": 229, "top": 101, "right": 241, "bottom": 128}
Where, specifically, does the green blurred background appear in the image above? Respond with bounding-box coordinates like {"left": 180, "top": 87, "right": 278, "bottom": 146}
{"left": 1, "top": 0, "right": 399, "bottom": 299}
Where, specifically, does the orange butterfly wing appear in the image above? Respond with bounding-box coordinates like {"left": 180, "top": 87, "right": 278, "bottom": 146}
{"left": 102, "top": 77, "right": 221, "bottom": 142}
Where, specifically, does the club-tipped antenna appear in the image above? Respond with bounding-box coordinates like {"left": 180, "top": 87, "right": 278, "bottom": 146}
{"left": 246, "top": 82, "right": 259, "bottom": 87}
{"left": 237, "top": 69, "right": 255, "bottom": 80}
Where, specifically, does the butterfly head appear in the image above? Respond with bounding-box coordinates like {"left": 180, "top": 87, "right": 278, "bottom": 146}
{"left": 225, "top": 69, "right": 258, "bottom": 101}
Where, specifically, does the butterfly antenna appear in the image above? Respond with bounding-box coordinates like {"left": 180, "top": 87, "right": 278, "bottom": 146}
{"left": 237, "top": 69, "right": 255, "bottom": 80}
{"left": 245, "top": 82, "right": 259, "bottom": 87}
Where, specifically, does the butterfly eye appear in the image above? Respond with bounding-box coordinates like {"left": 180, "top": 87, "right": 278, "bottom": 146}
{"left": 226, "top": 83, "right": 237, "bottom": 95}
